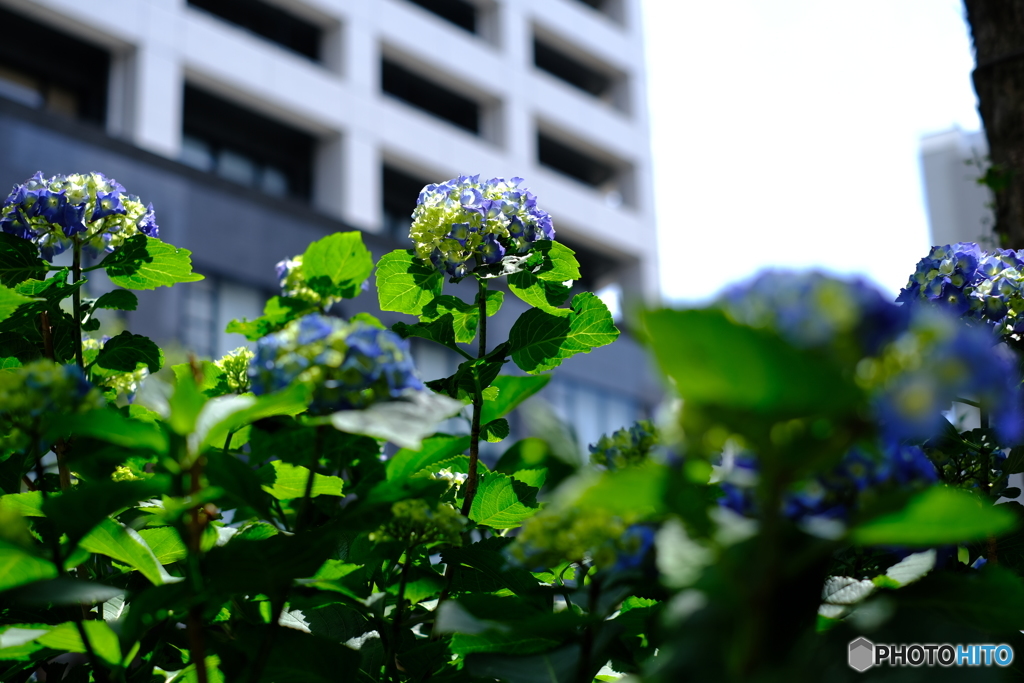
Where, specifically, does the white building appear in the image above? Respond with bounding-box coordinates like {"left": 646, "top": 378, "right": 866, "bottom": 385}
{"left": 0, "top": 0, "right": 661, "bottom": 450}
{"left": 920, "top": 127, "right": 994, "bottom": 248}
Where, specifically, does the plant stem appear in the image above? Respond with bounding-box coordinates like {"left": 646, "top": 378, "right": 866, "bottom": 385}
{"left": 460, "top": 278, "right": 488, "bottom": 517}
{"left": 388, "top": 548, "right": 413, "bottom": 683}
{"left": 71, "top": 242, "right": 84, "bottom": 369}
{"left": 575, "top": 565, "right": 598, "bottom": 683}
{"left": 39, "top": 309, "right": 73, "bottom": 491}
{"left": 181, "top": 432, "right": 210, "bottom": 683}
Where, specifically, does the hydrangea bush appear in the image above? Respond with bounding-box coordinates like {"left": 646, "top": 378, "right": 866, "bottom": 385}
{"left": 2, "top": 172, "right": 1024, "bottom": 683}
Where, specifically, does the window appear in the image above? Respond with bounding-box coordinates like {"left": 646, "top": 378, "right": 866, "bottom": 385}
{"left": 180, "top": 85, "right": 315, "bottom": 200}
{"left": 571, "top": 0, "right": 624, "bottom": 23}
{"left": 383, "top": 165, "right": 432, "bottom": 240}
{"left": 381, "top": 57, "right": 481, "bottom": 135}
{"left": 538, "top": 132, "right": 613, "bottom": 188}
{"left": 404, "top": 0, "right": 478, "bottom": 34}
{"left": 533, "top": 34, "right": 626, "bottom": 110}
{"left": 187, "top": 0, "right": 322, "bottom": 61}
{"left": 544, "top": 376, "right": 641, "bottom": 456}
{"left": 0, "top": 6, "right": 109, "bottom": 124}
{"left": 181, "top": 276, "right": 263, "bottom": 359}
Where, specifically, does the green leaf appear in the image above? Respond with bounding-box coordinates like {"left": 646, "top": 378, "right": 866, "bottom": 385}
{"left": 469, "top": 473, "right": 541, "bottom": 529}
{"left": 386, "top": 435, "right": 471, "bottom": 482}
{"left": 99, "top": 235, "right": 203, "bottom": 290}
{"left": 466, "top": 645, "right": 580, "bottom": 683}
{"left": 328, "top": 390, "right": 463, "bottom": 450}
{"left": 480, "top": 375, "right": 551, "bottom": 424}
{"left": 893, "top": 565, "right": 1024, "bottom": 632}
{"left": 442, "top": 537, "right": 541, "bottom": 598}
{"left": 351, "top": 312, "right": 385, "bottom": 329}
{"left": 92, "top": 289, "right": 138, "bottom": 311}
{"left": 49, "top": 409, "right": 168, "bottom": 453}
{"left": 392, "top": 316, "right": 461, "bottom": 355}
{"left": 204, "top": 448, "right": 276, "bottom": 520}
{"left": 376, "top": 249, "right": 444, "bottom": 315}
{"left": 508, "top": 292, "right": 619, "bottom": 374}
{"left": 851, "top": 487, "right": 1018, "bottom": 546}
{"left": 78, "top": 518, "right": 174, "bottom": 585}
{"left": 5, "top": 577, "right": 124, "bottom": 605}
{"left": 508, "top": 270, "right": 571, "bottom": 312}
{"left": 643, "top": 308, "right": 862, "bottom": 415}
{"left": 137, "top": 527, "right": 188, "bottom": 565}
{"left": 258, "top": 461, "right": 344, "bottom": 500}
{"left": 0, "top": 233, "right": 45, "bottom": 286}
{"left": 14, "top": 269, "right": 83, "bottom": 306}
{"left": 0, "top": 542, "right": 57, "bottom": 592}
{"left": 226, "top": 296, "right": 317, "bottom": 341}
{"left": 172, "top": 360, "right": 229, "bottom": 397}
{"left": 485, "top": 289, "right": 504, "bottom": 316}
{"left": 37, "top": 621, "right": 122, "bottom": 666}
{"left": 0, "top": 356, "right": 21, "bottom": 369}
{"left": 482, "top": 418, "right": 510, "bottom": 443}
{"left": 421, "top": 295, "right": 482, "bottom": 344}
{"left": 41, "top": 477, "right": 171, "bottom": 544}
{"left": 168, "top": 655, "right": 226, "bottom": 683}
{"left": 93, "top": 330, "right": 163, "bottom": 373}
{"left": 511, "top": 469, "right": 547, "bottom": 489}
{"left": 302, "top": 231, "right": 374, "bottom": 299}
{"left": 531, "top": 241, "right": 581, "bottom": 283}
{"left": 0, "top": 284, "right": 37, "bottom": 323}
{"left": 0, "top": 492, "right": 44, "bottom": 517}
{"left": 196, "top": 384, "right": 310, "bottom": 453}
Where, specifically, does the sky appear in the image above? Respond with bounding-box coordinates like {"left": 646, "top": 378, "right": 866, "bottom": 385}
{"left": 642, "top": 0, "right": 982, "bottom": 303}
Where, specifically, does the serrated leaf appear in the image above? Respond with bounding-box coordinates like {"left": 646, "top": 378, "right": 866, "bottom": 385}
{"left": 507, "top": 270, "right": 571, "bottom": 312}
{"left": 302, "top": 232, "right": 374, "bottom": 299}
{"left": 78, "top": 518, "right": 174, "bottom": 585}
{"left": 508, "top": 292, "right": 618, "bottom": 374}
{"left": 258, "top": 461, "right": 344, "bottom": 500}
{"left": 532, "top": 241, "right": 580, "bottom": 282}
{"left": 93, "top": 289, "right": 138, "bottom": 311}
{"left": 386, "top": 435, "right": 471, "bottom": 482}
{"left": 137, "top": 527, "right": 188, "bottom": 565}
{"left": 851, "top": 487, "right": 1018, "bottom": 546}
{"left": 376, "top": 249, "right": 444, "bottom": 315}
{"left": 14, "top": 269, "right": 83, "bottom": 306}
{"left": 0, "top": 356, "right": 21, "bottom": 369}
{"left": 421, "top": 295, "right": 480, "bottom": 344}
{"left": 93, "top": 330, "right": 163, "bottom": 373}
{"left": 41, "top": 478, "right": 171, "bottom": 544}
{"left": 482, "top": 418, "right": 510, "bottom": 443}
{"left": 0, "top": 233, "right": 45, "bottom": 286}
{"left": 99, "top": 235, "right": 203, "bottom": 290}
{"left": 196, "top": 384, "right": 310, "bottom": 453}
{"left": 469, "top": 473, "right": 540, "bottom": 529}
{"left": 393, "top": 316, "right": 460, "bottom": 354}
{"left": 49, "top": 409, "right": 168, "bottom": 453}
{"left": 480, "top": 375, "right": 551, "bottom": 424}
{"left": 0, "top": 284, "right": 37, "bottom": 323}
{"left": 511, "top": 468, "right": 547, "bottom": 489}
{"left": 351, "top": 312, "right": 385, "bottom": 329}
{"left": 226, "top": 296, "right": 317, "bottom": 341}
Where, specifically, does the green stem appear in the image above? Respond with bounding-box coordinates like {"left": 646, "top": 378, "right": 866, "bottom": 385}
{"left": 460, "top": 278, "right": 488, "bottom": 517}
{"left": 71, "top": 242, "right": 84, "bottom": 369}
{"left": 576, "top": 566, "right": 599, "bottom": 683}
{"left": 388, "top": 548, "right": 413, "bottom": 683}
{"left": 179, "top": 433, "right": 209, "bottom": 683}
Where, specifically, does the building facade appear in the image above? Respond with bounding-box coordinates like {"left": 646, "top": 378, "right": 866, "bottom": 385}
{"left": 920, "top": 127, "right": 994, "bottom": 248}
{"left": 0, "top": 0, "right": 661, "bottom": 452}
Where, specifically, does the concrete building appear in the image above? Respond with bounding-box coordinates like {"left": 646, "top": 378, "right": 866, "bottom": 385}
{"left": 0, "top": 0, "right": 661, "bottom": 451}
{"left": 920, "top": 127, "right": 994, "bottom": 248}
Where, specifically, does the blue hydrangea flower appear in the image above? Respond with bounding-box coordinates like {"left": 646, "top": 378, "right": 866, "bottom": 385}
{"left": 719, "top": 441, "right": 938, "bottom": 524}
{"left": 0, "top": 360, "right": 104, "bottom": 451}
{"left": 0, "top": 172, "right": 158, "bottom": 259}
{"left": 249, "top": 313, "right": 424, "bottom": 413}
{"left": 410, "top": 175, "right": 554, "bottom": 278}
{"left": 718, "top": 271, "right": 908, "bottom": 361}
{"left": 897, "top": 242, "right": 1024, "bottom": 336}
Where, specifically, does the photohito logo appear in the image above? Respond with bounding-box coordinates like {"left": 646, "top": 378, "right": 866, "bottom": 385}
{"left": 848, "top": 638, "right": 1014, "bottom": 671}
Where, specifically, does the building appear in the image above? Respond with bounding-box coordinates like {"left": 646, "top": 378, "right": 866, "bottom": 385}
{"left": 920, "top": 127, "right": 994, "bottom": 248}
{"left": 0, "top": 0, "right": 661, "bottom": 452}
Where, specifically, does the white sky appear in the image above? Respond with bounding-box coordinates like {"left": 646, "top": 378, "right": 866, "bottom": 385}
{"left": 642, "top": 0, "right": 982, "bottom": 303}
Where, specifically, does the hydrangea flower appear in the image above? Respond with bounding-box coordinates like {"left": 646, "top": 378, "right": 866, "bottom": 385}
{"left": 275, "top": 256, "right": 319, "bottom": 304}
{"left": 589, "top": 420, "right": 659, "bottom": 469}
{"left": 718, "top": 270, "right": 908, "bottom": 363}
{"left": 508, "top": 506, "right": 648, "bottom": 571}
{"left": 249, "top": 313, "right": 424, "bottom": 414}
{"left": 718, "top": 441, "right": 938, "bottom": 523}
{"left": 897, "top": 242, "right": 1024, "bottom": 336}
{"left": 369, "top": 499, "right": 467, "bottom": 547}
{"left": 409, "top": 175, "right": 554, "bottom": 278}
{"left": 214, "top": 347, "right": 254, "bottom": 394}
{"left": 0, "top": 172, "right": 158, "bottom": 259}
{"left": 0, "top": 360, "right": 104, "bottom": 450}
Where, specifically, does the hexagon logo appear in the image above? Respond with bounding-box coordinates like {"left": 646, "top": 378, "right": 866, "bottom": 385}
{"left": 848, "top": 637, "right": 874, "bottom": 672}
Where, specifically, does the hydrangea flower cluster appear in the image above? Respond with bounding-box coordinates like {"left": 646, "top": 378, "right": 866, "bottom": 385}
{"left": 83, "top": 336, "right": 149, "bottom": 399}
{"left": 719, "top": 271, "right": 1024, "bottom": 443}
{"left": 0, "top": 360, "right": 104, "bottom": 449}
{"left": 897, "top": 243, "right": 1024, "bottom": 335}
{"left": 214, "top": 347, "right": 255, "bottom": 394}
{"left": 410, "top": 175, "right": 554, "bottom": 278}
{"left": 249, "top": 313, "right": 423, "bottom": 413}
{"left": 509, "top": 507, "right": 651, "bottom": 571}
{"left": 0, "top": 172, "right": 158, "bottom": 259}
{"left": 369, "top": 499, "right": 467, "bottom": 547}
{"left": 718, "top": 271, "right": 908, "bottom": 363}
{"left": 719, "top": 441, "right": 938, "bottom": 523}
{"left": 589, "top": 420, "right": 659, "bottom": 469}
{"left": 275, "top": 256, "right": 320, "bottom": 304}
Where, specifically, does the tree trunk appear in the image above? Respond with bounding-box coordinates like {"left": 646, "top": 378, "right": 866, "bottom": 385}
{"left": 965, "top": 0, "right": 1024, "bottom": 247}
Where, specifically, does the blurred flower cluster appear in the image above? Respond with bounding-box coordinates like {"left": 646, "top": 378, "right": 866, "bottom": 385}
{"left": 589, "top": 420, "right": 659, "bottom": 469}
{"left": 719, "top": 441, "right": 938, "bottom": 523}
{"left": 897, "top": 242, "right": 1024, "bottom": 337}
{"left": 509, "top": 506, "right": 653, "bottom": 571}
{"left": 215, "top": 347, "right": 254, "bottom": 394}
{"left": 410, "top": 175, "right": 554, "bottom": 278}
{"left": 370, "top": 499, "right": 467, "bottom": 547}
{"left": 0, "top": 171, "right": 158, "bottom": 259}
{"left": 720, "top": 271, "right": 1024, "bottom": 443}
{"left": 0, "top": 360, "right": 103, "bottom": 450}
{"left": 275, "top": 256, "right": 320, "bottom": 304}
{"left": 249, "top": 313, "right": 423, "bottom": 413}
